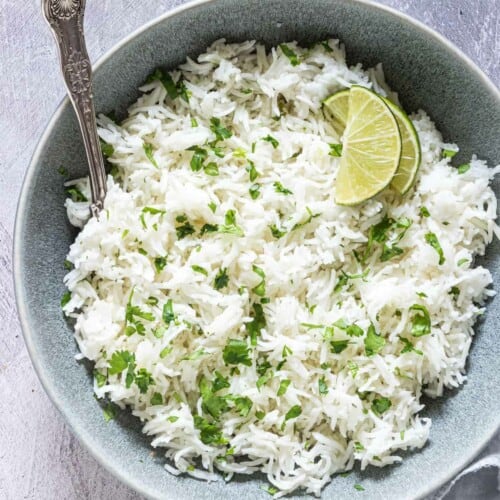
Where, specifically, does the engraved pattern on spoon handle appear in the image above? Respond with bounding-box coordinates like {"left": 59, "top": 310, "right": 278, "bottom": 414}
{"left": 42, "top": 0, "right": 107, "bottom": 217}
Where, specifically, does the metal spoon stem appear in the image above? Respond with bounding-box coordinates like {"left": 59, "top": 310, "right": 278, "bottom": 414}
{"left": 42, "top": 0, "right": 107, "bottom": 217}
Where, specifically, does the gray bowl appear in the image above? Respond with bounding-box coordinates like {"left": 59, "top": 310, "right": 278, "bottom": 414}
{"left": 14, "top": 0, "right": 500, "bottom": 499}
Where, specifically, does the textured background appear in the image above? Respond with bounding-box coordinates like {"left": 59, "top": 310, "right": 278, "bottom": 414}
{"left": 0, "top": 1, "right": 498, "bottom": 499}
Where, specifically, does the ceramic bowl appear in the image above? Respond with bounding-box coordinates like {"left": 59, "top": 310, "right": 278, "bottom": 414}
{"left": 14, "top": 0, "right": 500, "bottom": 498}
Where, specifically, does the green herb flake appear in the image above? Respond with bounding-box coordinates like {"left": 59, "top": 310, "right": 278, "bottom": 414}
{"left": 143, "top": 143, "right": 159, "bottom": 168}
{"left": 223, "top": 339, "right": 251, "bottom": 366}
{"left": 318, "top": 377, "right": 328, "bottom": 395}
{"left": 135, "top": 368, "right": 154, "bottom": 394}
{"left": 347, "top": 360, "right": 359, "bottom": 377}
{"left": 200, "top": 223, "right": 219, "bottom": 235}
{"left": 249, "top": 183, "right": 261, "bottom": 199}
{"left": 320, "top": 40, "right": 333, "bottom": 52}
{"left": 354, "top": 441, "right": 365, "bottom": 451}
{"left": 346, "top": 324, "right": 364, "bottom": 337}
{"left": 371, "top": 397, "right": 392, "bottom": 416}
{"left": 108, "top": 350, "right": 135, "bottom": 376}
{"left": 93, "top": 369, "right": 107, "bottom": 388}
{"left": 175, "top": 214, "right": 196, "bottom": 239}
{"left": 364, "top": 324, "right": 386, "bottom": 356}
{"left": 409, "top": 304, "right": 431, "bottom": 337}
{"left": 213, "top": 267, "right": 229, "bottom": 290}
{"left": 277, "top": 379, "right": 291, "bottom": 396}
{"left": 219, "top": 210, "right": 244, "bottom": 237}
{"left": 246, "top": 302, "right": 266, "bottom": 345}
{"left": 210, "top": 117, "right": 232, "bottom": 142}
{"left": 279, "top": 44, "right": 300, "bottom": 66}
{"left": 457, "top": 258, "right": 469, "bottom": 267}
{"left": 162, "top": 299, "right": 175, "bottom": 325}
{"left": 354, "top": 484, "right": 365, "bottom": 492}
{"left": 65, "top": 186, "right": 87, "bottom": 202}
{"left": 233, "top": 396, "right": 253, "bottom": 417}
{"left": 154, "top": 255, "right": 168, "bottom": 273}
{"left": 151, "top": 392, "right": 163, "bottom": 405}
{"left": 273, "top": 181, "right": 293, "bottom": 195}
{"left": 58, "top": 165, "right": 68, "bottom": 176}
{"left": 329, "top": 143, "right": 343, "bottom": 157}
{"left": 160, "top": 345, "right": 173, "bottom": 359}
{"left": 204, "top": 162, "right": 219, "bottom": 176}
{"left": 255, "top": 410, "right": 265, "bottom": 420}
{"left": 330, "top": 340, "right": 349, "bottom": 354}
{"left": 400, "top": 336, "right": 423, "bottom": 355}
{"left": 183, "top": 348, "right": 207, "bottom": 361}
{"left": 187, "top": 145, "right": 208, "bottom": 172}
{"left": 191, "top": 265, "right": 208, "bottom": 276}
{"left": 262, "top": 135, "right": 279, "bottom": 149}
{"left": 419, "top": 206, "right": 431, "bottom": 218}
{"left": 191, "top": 117, "right": 198, "bottom": 127}
{"left": 284, "top": 404, "right": 302, "bottom": 422}
{"left": 425, "top": 232, "right": 445, "bottom": 265}
{"left": 457, "top": 163, "right": 470, "bottom": 174}
{"left": 212, "top": 371, "right": 230, "bottom": 392}
{"left": 246, "top": 160, "right": 259, "bottom": 182}
{"left": 442, "top": 148, "right": 458, "bottom": 159}
{"left": 193, "top": 415, "right": 226, "bottom": 445}
{"left": 100, "top": 139, "right": 114, "bottom": 158}
{"left": 208, "top": 201, "right": 217, "bottom": 213}
{"left": 260, "top": 485, "right": 279, "bottom": 496}
{"left": 103, "top": 402, "right": 117, "bottom": 422}
{"left": 269, "top": 224, "right": 287, "bottom": 239}
{"left": 61, "top": 290, "right": 71, "bottom": 308}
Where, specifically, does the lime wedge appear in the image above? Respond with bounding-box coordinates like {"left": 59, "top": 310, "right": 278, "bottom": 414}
{"left": 383, "top": 98, "right": 421, "bottom": 194}
{"left": 323, "top": 89, "right": 350, "bottom": 135}
{"left": 334, "top": 86, "right": 402, "bottom": 205}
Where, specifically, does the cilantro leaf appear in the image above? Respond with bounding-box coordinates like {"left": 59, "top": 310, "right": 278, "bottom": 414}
{"left": 108, "top": 350, "right": 135, "bottom": 375}
{"left": 200, "top": 223, "right": 218, "bottom": 235}
{"left": 419, "top": 206, "right": 430, "bottom": 218}
{"left": 269, "top": 224, "right": 287, "bottom": 239}
{"left": 212, "top": 371, "right": 230, "bottom": 392}
{"left": 409, "top": 304, "right": 431, "bottom": 337}
{"left": 330, "top": 340, "right": 349, "bottom": 354}
{"left": 232, "top": 396, "right": 252, "bottom": 417}
{"left": 93, "top": 369, "right": 107, "bottom": 388}
{"left": 318, "top": 377, "right": 328, "bottom": 395}
{"left": 143, "top": 143, "right": 159, "bottom": 168}
{"left": 187, "top": 145, "right": 207, "bottom": 172}
{"left": 371, "top": 396, "right": 392, "bottom": 416}
{"left": 457, "top": 163, "right": 470, "bottom": 174}
{"left": 100, "top": 139, "right": 114, "bottom": 158}
{"left": 61, "top": 290, "right": 71, "bottom": 308}
{"left": 328, "top": 143, "right": 342, "bottom": 157}
{"left": 151, "top": 392, "right": 163, "bottom": 405}
{"left": 103, "top": 402, "right": 117, "bottom": 422}
{"left": 191, "top": 265, "right": 208, "bottom": 276}
{"left": 346, "top": 324, "right": 364, "bottom": 337}
{"left": 204, "top": 162, "right": 219, "bottom": 176}
{"left": 284, "top": 404, "right": 302, "bottom": 421}
{"left": 213, "top": 267, "right": 229, "bottom": 290}
{"left": 246, "top": 302, "right": 266, "bottom": 345}
{"left": 175, "top": 214, "right": 196, "bottom": 239}
{"left": 364, "top": 324, "right": 385, "bottom": 356}
{"left": 162, "top": 299, "right": 175, "bottom": 325}
{"left": 442, "top": 148, "right": 458, "bottom": 158}
{"left": 277, "top": 379, "right": 291, "bottom": 396}
{"left": 425, "top": 232, "right": 445, "bottom": 264}
{"left": 135, "top": 368, "right": 154, "bottom": 394}
{"left": 208, "top": 201, "right": 217, "bottom": 213}
{"left": 262, "top": 135, "right": 279, "bottom": 149}
{"left": 210, "top": 117, "right": 232, "bottom": 142}
{"left": 273, "top": 181, "right": 293, "bottom": 195}
{"left": 246, "top": 160, "right": 259, "bottom": 182}
{"left": 65, "top": 186, "right": 87, "bottom": 202}
{"left": 249, "top": 183, "right": 261, "bottom": 199}
{"left": 400, "top": 336, "right": 423, "bottom": 355}
{"left": 193, "top": 415, "right": 226, "bottom": 445}
{"left": 223, "top": 339, "right": 251, "bottom": 366}
{"left": 279, "top": 44, "right": 300, "bottom": 66}
{"left": 154, "top": 255, "right": 168, "bottom": 273}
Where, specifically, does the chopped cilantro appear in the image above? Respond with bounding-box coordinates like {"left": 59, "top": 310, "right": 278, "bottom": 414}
{"left": 425, "top": 232, "right": 445, "bottom": 264}
{"left": 260, "top": 485, "right": 279, "bottom": 496}
{"left": 212, "top": 371, "right": 230, "bottom": 392}
{"left": 419, "top": 206, "right": 431, "bottom": 218}
{"left": 145, "top": 68, "right": 189, "bottom": 101}
{"left": 233, "top": 147, "right": 247, "bottom": 158}
{"left": 99, "top": 139, "right": 114, "bottom": 158}
{"left": 284, "top": 404, "right": 302, "bottom": 421}
{"left": 159, "top": 345, "right": 172, "bottom": 359}
{"left": 318, "top": 377, "right": 328, "bottom": 395}
{"left": 146, "top": 296, "right": 158, "bottom": 307}
{"left": 416, "top": 291, "right": 427, "bottom": 298}
{"left": 154, "top": 255, "right": 168, "bottom": 273}
{"left": 328, "top": 143, "right": 343, "bottom": 157}
{"left": 103, "top": 402, "right": 117, "bottom": 422}
{"left": 246, "top": 160, "right": 259, "bottom": 182}
{"left": 187, "top": 145, "right": 208, "bottom": 172}
{"left": 204, "top": 162, "right": 219, "bottom": 176}
{"left": 255, "top": 410, "right": 265, "bottom": 420}
{"left": 93, "top": 369, "right": 107, "bottom": 388}
{"left": 65, "top": 186, "right": 87, "bottom": 202}
{"left": 457, "top": 258, "right": 469, "bottom": 267}
{"left": 191, "top": 117, "right": 198, "bottom": 127}
{"left": 63, "top": 259, "right": 73, "bottom": 270}
{"left": 442, "top": 148, "right": 458, "bottom": 158}
{"left": 208, "top": 201, "right": 217, "bottom": 213}
{"left": 292, "top": 207, "right": 321, "bottom": 231}
{"left": 135, "top": 368, "right": 154, "bottom": 393}
{"left": 58, "top": 165, "right": 68, "bottom": 176}
{"left": 354, "top": 484, "right": 365, "bottom": 491}
{"left": 354, "top": 441, "right": 365, "bottom": 451}
{"left": 143, "top": 143, "right": 158, "bottom": 168}
{"left": 262, "top": 135, "right": 279, "bottom": 149}
{"left": 108, "top": 350, "right": 135, "bottom": 376}
{"left": 167, "top": 415, "right": 179, "bottom": 423}
{"left": 400, "top": 337, "right": 423, "bottom": 355}
{"left": 223, "top": 339, "right": 251, "bottom": 366}
{"left": 219, "top": 210, "right": 244, "bottom": 237}
{"left": 371, "top": 397, "right": 392, "bottom": 416}
{"left": 210, "top": 117, "right": 232, "bottom": 142}
{"left": 233, "top": 396, "right": 252, "bottom": 417}
{"left": 162, "top": 299, "right": 175, "bottom": 325}
{"left": 279, "top": 44, "right": 300, "bottom": 66}
{"left": 347, "top": 360, "right": 358, "bottom": 377}
{"left": 183, "top": 348, "right": 207, "bottom": 361}
{"left": 320, "top": 40, "right": 333, "bottom": 52}
{"left": 246, "top": 302, "right": 266, "bottom": 345}
{"left": 457, "top": 163, "right": 470, "bottom": 174}
{"left": 199, "top": 377, "right": 229, "bottom": 418}
{"left": 330, "top": 340, "right": 349, "bottom": 354}
{"left": 277, "top": 379, "right": 291, "bottom": 396}
{"left": 346, "top": 324, "right": 364, "bottom": 337}
{"left": 364, "top": 324, "right": 385, "bottom": 356}
{"left": 61, "top": 290, "right": 71, "bottom": 308}
{"left": 269, "top": 224, "right": 287, "bottom": 239}
{"left": 249, "top": 183, "right": 261, "bottom": 199}
{"left": 151, "top": 392, "right": 163, "bottom": 405}
{"left": 213, "top": 267, "right": 229, "bottom": 290}
{"left": 191, "top": 265, "right": 208, "bottom": 276}
{"left": 273, "top": 181, "right": 293, "bottom": 195}
{"left": 409, "top": 304, "right": 431, "bottom": 337}
{"left": 193, "top": 415, "right": 226, "bottom": 445}
{"left": 200, "top": 223, "right": 218, "bottom": 235}
{"left": 175, "top": 214, "right": 195, "bottom": 239}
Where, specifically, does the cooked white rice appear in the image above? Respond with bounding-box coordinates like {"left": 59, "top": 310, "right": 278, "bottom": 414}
{"left": 63, "top": 39, "right": 499, "bottom": 496}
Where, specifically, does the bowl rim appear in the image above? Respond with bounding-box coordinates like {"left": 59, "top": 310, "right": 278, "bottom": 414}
{"left": 13, "top": 0, "right": 500, "bottom": 498}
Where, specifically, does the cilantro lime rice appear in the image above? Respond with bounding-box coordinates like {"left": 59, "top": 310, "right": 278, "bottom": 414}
{"left": 62, "top": 39, "right": 499, "bottom": 496}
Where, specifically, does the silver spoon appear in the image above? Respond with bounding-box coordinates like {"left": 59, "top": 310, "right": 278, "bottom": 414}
{"left": 42, "top": 0, "right": 107, "bottom": 217}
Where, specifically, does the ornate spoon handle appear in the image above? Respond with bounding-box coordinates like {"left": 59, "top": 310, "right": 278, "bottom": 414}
{"left": 42, "top": 0, "right": 107, "bottom": 217}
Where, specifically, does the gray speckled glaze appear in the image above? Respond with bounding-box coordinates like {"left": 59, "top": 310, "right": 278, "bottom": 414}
{"left": 14, "top": 1, "right": 500, "bottom": 499}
